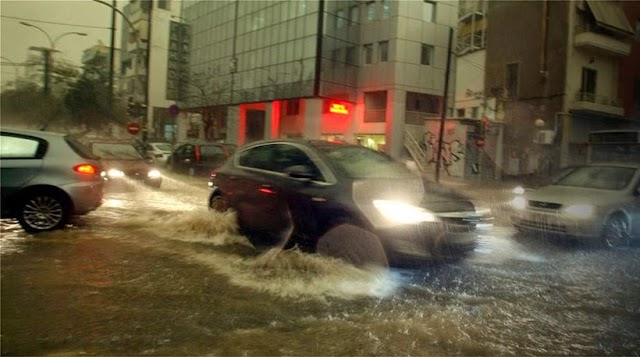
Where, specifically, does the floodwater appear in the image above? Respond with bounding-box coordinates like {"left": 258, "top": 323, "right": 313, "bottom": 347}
{"left": 1, "top": 174, "right": 639, "bottom": 356}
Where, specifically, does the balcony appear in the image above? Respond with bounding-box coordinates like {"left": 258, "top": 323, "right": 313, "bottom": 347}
{"left": 570, "top": 92, "right": 624, "bottom": 117}
{"left": 574, "top": 30, "right": 631, "bottom": 57}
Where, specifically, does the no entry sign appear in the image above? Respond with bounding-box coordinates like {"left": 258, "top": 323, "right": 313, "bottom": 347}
{"left": 127, "top": 122, "right": 141, "bottom": 135}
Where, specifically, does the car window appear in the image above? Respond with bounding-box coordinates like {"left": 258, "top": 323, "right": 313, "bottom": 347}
{"left": 200, "top": 145, "right": 224, "bottom": 161}
{"left": 318, "top": 145, "right": 415, "bottom": 179}
{"left": 0, "top": 133, "right": 46, "bottom": 159}
{"left": 238, "top": 144, "right": 323, "bottom": 180}
{"left": 556, "top": 166, "right": 637, "bottom": 190}
{"left": 92, "top": 143, "right": 143, "bottom": 160}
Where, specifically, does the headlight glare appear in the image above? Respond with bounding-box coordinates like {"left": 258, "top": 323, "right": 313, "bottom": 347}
{"left": 107, "top": 169, "right": 125, "bottom": 178}
{"left": 147, "top": 169, "right": 161, "bottom": 179}
{"left": 563, "top": 204, "right": 594, "bottom": 218}
{"left": 373, "top": 200, "right": 438, "bottom": 224}
{"left": 512, "top": 186, "right": 525, "bottom": 195}
{"left": 511, "top": 196, "right": 527, "bottom": 210}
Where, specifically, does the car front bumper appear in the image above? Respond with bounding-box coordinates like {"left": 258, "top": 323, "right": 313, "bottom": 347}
{"left": 511, "top": 210, "right": 603, "bottom": 238}
{"left": 375, "top": 215, "right": 492, "bottom": 263}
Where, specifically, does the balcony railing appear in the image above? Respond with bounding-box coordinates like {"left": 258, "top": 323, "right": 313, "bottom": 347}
{"left": 575, "top": 91, "right": 621, "bottom": 107}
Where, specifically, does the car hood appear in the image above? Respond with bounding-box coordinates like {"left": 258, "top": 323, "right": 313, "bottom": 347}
{"left": 525, "top": 184, "right": 624, "bottom": 206}
{"left": 100, "top": 159, "right": 153, "bottom": 171}
{"left": 352, "top": 177, "right": 475, "bottom": 213}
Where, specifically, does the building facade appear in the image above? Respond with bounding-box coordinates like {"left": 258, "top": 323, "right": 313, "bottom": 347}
{"left": 119, "top": 0, "right": 182, "bottom": 142}
{"left": 482, "top": 0, "right": 638, "bottom": 177}
{"left": 179, "top": 0, "right": 458, "bottom": 160}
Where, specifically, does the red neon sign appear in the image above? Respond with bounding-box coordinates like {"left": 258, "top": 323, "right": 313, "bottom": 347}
{"left": 328, "top": 102, "right": 349, "bottom": 115}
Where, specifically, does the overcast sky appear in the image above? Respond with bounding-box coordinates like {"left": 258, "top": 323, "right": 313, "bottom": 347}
{"left": 1, "top": 0, "right": 125, "bottom": 85}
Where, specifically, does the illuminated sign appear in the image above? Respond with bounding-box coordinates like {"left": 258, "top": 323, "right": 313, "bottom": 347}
{"left": 329, "top": 102, "right": 349, "bottom": 115}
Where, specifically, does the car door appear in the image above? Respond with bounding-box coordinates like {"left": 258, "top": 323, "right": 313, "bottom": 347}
{"left": 232, "top": 144, "right": 292, "bottom": 240}
{"left": 0, "top": 133, "right": 47, "bottom": 213}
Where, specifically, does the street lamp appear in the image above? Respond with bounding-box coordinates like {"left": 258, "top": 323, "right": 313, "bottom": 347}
{"left": 20, "top": 21, "right": 87, "bottom": 95}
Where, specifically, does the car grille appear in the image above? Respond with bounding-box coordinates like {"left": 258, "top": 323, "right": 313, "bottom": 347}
{"left": 125, "top": 170, "right": 147, "bottom": 179}
{"left": 528, "top": 200, "right": 562, "bottom": 210}
{"left": 518, "top": 217, "right": 567, "bottom": 233}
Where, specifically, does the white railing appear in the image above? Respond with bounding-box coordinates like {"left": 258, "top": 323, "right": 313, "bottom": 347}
{"left": 404, "top": 129, "right": 427, "bottom": 172}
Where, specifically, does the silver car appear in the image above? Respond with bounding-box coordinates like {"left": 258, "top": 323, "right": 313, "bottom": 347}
{"left": 511, "top": 163, "right": 640, "bottom": 247}
{"left": 0, "top": 128, "right": 105, "bottom": 233}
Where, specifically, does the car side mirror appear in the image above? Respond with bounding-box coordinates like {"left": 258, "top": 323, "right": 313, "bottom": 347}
{"left": 285, "top": 165, "right": 314, "bottom": 181}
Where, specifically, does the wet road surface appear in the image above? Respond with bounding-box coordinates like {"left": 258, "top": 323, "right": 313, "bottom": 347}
{"left": 2, "top": 173, "right": 639, "bottom": 355}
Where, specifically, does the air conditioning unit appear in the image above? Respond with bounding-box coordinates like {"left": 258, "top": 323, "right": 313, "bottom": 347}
{"left": 535, "top": 130, "right": 555, "bottom": 145}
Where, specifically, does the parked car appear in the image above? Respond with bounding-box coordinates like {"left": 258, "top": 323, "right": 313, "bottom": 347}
{"left": 168, "top": 141, "right": 235, "bottom": 176}
{"left": 90, "top": 142, "right": 162, "bottom": 188}
{"left": 511, "top": 163, "right": 640, "bottom": 247}
{"left": 144, "top": 142, "right": 173, "bottom": 166}
{"left": 207, "top": 139, "right": 492, "bottom": 267}
{"left": 0, "top": 128, "right": 105, "bottom": 233}
{"left": 512, "top": 165, "right": 583, "bottom": 194}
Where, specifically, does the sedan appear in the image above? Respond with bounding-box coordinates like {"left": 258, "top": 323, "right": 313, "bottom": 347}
{"left": 168, "top": 141, "right": 235, "bottom": 176}
{"left": 511, "top": 163, "right": 640, "bottom": 247}
{"left": 208, "top": 140, "right": 492, "bottom": 267}
{"left": 1, "top": 128, "right": 104, "bottom": 232}
{"left": 144, "top": 142, "right": 173, "bottom": 166}
{"left": 90, "top": 142, "right": 162, "bottom": 188}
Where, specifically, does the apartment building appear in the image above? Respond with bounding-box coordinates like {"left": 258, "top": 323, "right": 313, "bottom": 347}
{"left": 482, "top": 0, "right": 637, "bottom": 176}
{"left": 179, "top": 0, "right": 458, "bottom": 159}
{"left": 119, "top": 0, "right": 182, "bottom": 141}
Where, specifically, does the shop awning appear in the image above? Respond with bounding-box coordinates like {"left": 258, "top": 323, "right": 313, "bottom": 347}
{"left": 585, "top": 0, "right": 634, "bottom": 36}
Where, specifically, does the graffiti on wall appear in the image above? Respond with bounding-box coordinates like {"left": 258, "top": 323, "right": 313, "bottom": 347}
{"left": 423, "top": 131, "right": 466, "bottom": 176}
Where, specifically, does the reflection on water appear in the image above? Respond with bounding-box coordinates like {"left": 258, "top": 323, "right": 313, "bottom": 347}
{"left": 1, "top": 177, "right": 639, "bottom": 356}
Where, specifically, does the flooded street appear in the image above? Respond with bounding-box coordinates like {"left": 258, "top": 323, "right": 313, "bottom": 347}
{"left": 2, "top": 174, "right": 639, "bottom": 356}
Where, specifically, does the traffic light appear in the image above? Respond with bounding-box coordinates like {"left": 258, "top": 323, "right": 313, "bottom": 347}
{"left": 127, "top": 97, "right": 135, "bottom": 117}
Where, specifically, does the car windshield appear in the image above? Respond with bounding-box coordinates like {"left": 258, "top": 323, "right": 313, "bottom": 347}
{"left": 318, "top": 145, "right": 415, "bottom": 179}
{"left": 92, "top": 143, "right": 143, "bottom": 160}
{"left": 153, "top": 143, "right": 173, "bottom": 152}
{"left": 555, "top": 166, "right": 637, "bottom": 190}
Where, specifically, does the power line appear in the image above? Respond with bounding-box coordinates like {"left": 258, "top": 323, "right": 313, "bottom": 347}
{"left": 0, "top": 15, "right": 111, "bottom": 30}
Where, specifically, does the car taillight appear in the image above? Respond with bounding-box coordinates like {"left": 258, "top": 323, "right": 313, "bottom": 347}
{"left": 195, "top": 146, "right": 201, "bottom": 162}
{"left": 74, "top": 164, "right": 99, "bottom": 175}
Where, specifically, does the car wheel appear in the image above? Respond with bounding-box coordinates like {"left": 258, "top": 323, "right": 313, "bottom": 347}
{"left": 17, "top": 191, "right": 70, "bottom": 233}
{"left": 602, "top": 214, "right": 631, "bottom": 248}
{"left": 316, "top": 224, "right": 388, "bottom": 268}
{"left": 209, "top": 192, "right": 229, "bottom": 212}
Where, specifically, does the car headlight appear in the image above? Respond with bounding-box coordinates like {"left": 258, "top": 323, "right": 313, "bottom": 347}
{"left": 563, "top": 204, "right": 595, "bottom": 218}
{"left": 147, "top": 169, "right": 161, "bottom": 179}
{"left": 512, "top": 186, "right": 525, "bottom": 195}
{"left": 511, "top": 196, "right": 527, "bottom": 210}
{"left": 107, "top": 169, "right": 125, "bottom": 178}
{"left": 373, "top": 200, "right": 438, "bottom": 224}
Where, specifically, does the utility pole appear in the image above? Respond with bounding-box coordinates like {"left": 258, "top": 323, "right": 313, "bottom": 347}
{"left": 143, "top": 0, "right": 154, "bottom": 150}
{"left": 108, "top": 0, "right": 116, "bottom": 116}
{"left": 435, "top": 27, "right": 454, "bottom": 184}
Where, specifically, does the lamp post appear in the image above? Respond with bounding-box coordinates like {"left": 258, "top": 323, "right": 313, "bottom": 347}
{"left": 20, "top": 21, "right": 87, "bottom": 95}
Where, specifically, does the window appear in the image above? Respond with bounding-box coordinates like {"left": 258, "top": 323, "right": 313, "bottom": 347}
{"left": 157, "top": 0, "right": 170, "bottom": 10}
{"left": 364, "top": 44, "right": 373, "bottom": 64}
{"left": 580, "top": 67, "right": 597, "bottom": 102}
{"left": 331, "top": 48, "right": 341, "bottom": 67}
{"left": 423, "top": 1, "right": 436, "bottom": 22}
{"left": 506, "top": 63, "right": 519, "bottom": 99}
{"left": 457, "top": 108, "right": 465, "bottom": 117}
{"left": 634, "top": 76, "right": 640, "bottom": 107}
{"left": 346, "top": 46, "right": 357, "bottom": 65}
{"left": 367, "top": 1, "right": 376, "bottom": 21}
{"left": 364, "top": 91, "right": 387, "bottom": 122}
{"left": 421, "top": 44, "right": 434, "bottom": 65}
{"left": 349, "top": 5, "right": 359, "bottom": 25}
{"left": 336, "top": 9, "right": 346, "bottom": 29}
{"left": 471, "top": 107, "right": 479, "bottom": 118}
{"left": 382, "top": 0, "right": 391, "bottom": 19}
{"left": 238, "top": 144, "right": 323, "bottom": 180}
{"left": 286, "top": 99, "right": 300, "bottom": 115}
{"left": 379, "top": 41, "right": 389, "bottom": 62}
{"left": 0, "top": 134, "right": 43, "bottom": 159}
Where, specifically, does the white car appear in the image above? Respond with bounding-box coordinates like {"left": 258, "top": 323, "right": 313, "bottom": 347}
{"left": 145, "top": 142, "right": 173, "bottom": 166}
{"left": 511, "top": 163, "right": 640, "bottom": 247}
